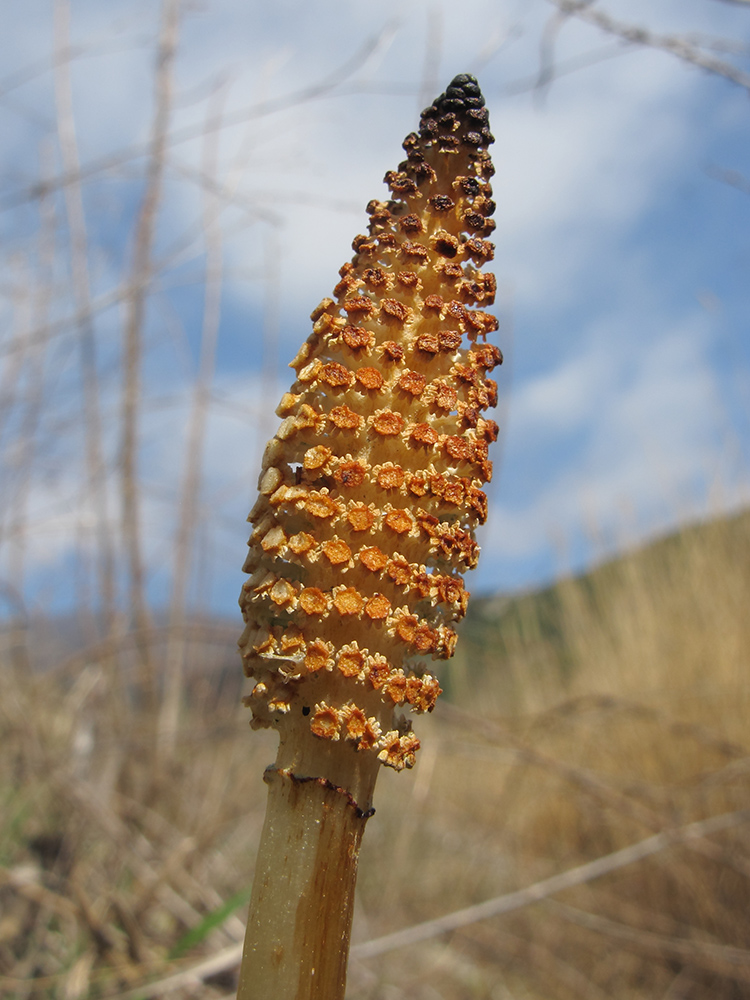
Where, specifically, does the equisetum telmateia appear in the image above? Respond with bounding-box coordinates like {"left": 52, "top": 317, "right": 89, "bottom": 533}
{"left": 237, "top": 73, "right": 499, "bottom": 1000}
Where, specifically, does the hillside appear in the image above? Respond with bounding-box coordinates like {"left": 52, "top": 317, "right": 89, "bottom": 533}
{"left": 2, "top": 506, "right": 750, "bottom": 999}
{"left": 451, "top": 505, "right": 750, "bottom": 716}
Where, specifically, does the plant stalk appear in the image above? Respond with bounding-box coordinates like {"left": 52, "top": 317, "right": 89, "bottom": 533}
{"left": 237, "top": 738, "right": 379, "bottom": 1000}
{"left": 236, "top": 71, "right": 497, "bottom": 998}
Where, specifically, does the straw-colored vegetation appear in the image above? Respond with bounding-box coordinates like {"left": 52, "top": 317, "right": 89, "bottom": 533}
{"left": 2, "top": 509, "right": 749, "bottom": 999}
{"left": 2, "top": 3, "right": 750, "bottom": 998}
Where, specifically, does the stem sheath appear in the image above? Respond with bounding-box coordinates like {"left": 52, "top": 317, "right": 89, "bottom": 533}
{"left": 238, "top": 764, "right": 376, "bottom": 1000}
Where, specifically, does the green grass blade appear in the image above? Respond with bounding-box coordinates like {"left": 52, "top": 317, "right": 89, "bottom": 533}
{"left": 169, "top": 885, "right": 253, "bottom": 959}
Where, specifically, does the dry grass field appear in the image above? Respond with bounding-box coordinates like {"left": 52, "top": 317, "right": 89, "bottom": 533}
{"left": 2, "top": 7, "right": 750, "bottom": 996}
{"left": 2, "top": 508, "right": 749, "bottom": 1000}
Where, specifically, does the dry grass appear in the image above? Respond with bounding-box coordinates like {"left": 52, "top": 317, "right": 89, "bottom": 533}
{"left": 2, "top": 6, "right": 750, "bottom": 997}
{"left": 2, "top": 511, "right": 750, "bottom": 999}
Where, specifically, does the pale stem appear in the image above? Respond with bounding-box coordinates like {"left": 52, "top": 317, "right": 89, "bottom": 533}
{"left": 237, "top": 744, "right": 379, "bottom": 1000}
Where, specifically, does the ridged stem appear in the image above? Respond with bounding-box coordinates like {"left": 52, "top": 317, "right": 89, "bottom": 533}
{"left": 237, "top": 760, "right": 377, "bottom": 1000}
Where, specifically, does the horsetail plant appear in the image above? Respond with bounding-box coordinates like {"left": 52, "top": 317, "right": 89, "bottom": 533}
{"left": 237, "top": 74, "right": 499, "bottom": 999}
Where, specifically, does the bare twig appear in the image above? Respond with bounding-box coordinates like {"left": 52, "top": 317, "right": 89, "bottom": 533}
{"left": 100, "top": 943, "right": 244, "bottom": 1000}
{"left": 159, "top": 83, "right": 225, "bottom": 753}
{"left": 534, "top": 8, "right": 569, "bottom": 107}
{"left": 96, "top": 808, "right": 750, "bottom": 996}
{"left": 442, "top": 701, "right": 750, "bottom": 881}
{"left": 0, "top": 29, "right": 397, "bottom": 216}
{"left": 2, "top": 142, "right": 56, "bottom": 610}
{"left": 546, "top": 0, "right": 750, "bottom": 92}
{"left": 119, "top": 0, "right": 180, "bottom": 716}
{"left": 0, "top": 34, "right": 151, "bottom": 105}
{"left": 351, "top": 808, "right": 750, "bottom": 960}
{"left": 53, "top": 0, "right": 117, "bottom": 638}
{"left": 459, "top": 922, "right": 611, "bottom": 1000}
{"left": 549, "top": 900, "right": 750, "bottom": 984}
{"left": 440, "top": 701, "right": 668, "bottom": 831}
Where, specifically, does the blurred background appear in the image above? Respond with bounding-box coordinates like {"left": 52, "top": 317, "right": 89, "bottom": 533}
{"left": 1, "top": 1, "right": 749, "bottom": 998}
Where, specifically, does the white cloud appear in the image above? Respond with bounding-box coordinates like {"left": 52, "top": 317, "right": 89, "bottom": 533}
{"left": 0, "top": 369, "right": 274, "bottom": 609}
{"left": 2, "top": 0, "right": 749, "bottom": 612}
{"left": 479, "top": 313, "right": 746, "bottom": 587}
{"left": 510, "top": 348, "right": 612, "bottom": 433}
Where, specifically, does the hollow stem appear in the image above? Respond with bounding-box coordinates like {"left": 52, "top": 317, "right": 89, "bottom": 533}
{"left": 237, "top": 737, "right": 379, "bottom": 1000}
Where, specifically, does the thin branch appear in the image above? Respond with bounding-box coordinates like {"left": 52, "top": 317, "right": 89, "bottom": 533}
{"left": 119, "top": 0, "right": 180, "bottom": 714}
{"left": 459, "top": 922, "right": 611, "bottom": 1000}
{"left": 546, "top": 0, "right": 750, "bottom": 91}
{"left": 96, "top": 808, "right": 750, "bottom": 998}
{"left": 159, "top": 83, "right": 225, "bottom": 752}
{"left": 440, "top": 702, "right": 668, "bottom": 831}
{"left": 549, "top": 900, "right": 750, "bottom": 983}
{"left": 0, "top": 27, "right": 398, "bottom": 216}
{"left": 3, "top": 144, "right": 57, "bottom": 614}
{"left": 53, "top": 0, "right": 117, "bottom": 636}
{"left": 0, "top": 34, "right": 151, "bottom": 104}
{"left": 100, "top": 943, "right": 244, "bottom": 1000}
{"left": 351, "top": 808, "right": 750, "bottom": 960}
{"left": 534, "top": 9, "right": 570, "bottom": 107}
{"left": 441, "top": 702, "right": 750, "bottom": 881}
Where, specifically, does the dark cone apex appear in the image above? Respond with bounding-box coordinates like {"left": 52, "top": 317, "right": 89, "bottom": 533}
{"left": 419, "top": 74, "right": 493, "bottom": 151}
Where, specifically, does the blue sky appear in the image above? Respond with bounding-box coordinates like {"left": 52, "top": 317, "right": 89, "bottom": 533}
{"left": 1, "top": 0, "right": 749, "bottom": 619}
